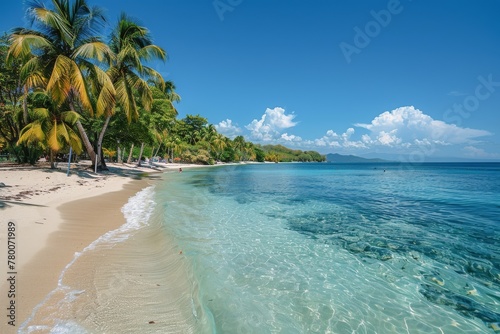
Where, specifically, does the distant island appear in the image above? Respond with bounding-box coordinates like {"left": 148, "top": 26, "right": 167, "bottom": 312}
{"left": 326, "top": 153, "right": 389, "bottom": 163}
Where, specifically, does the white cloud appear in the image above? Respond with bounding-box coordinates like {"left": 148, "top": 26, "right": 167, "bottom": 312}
{"left": 281, "top": 133, "right": 302, "bottom": 142}
{"left": 356, "top": 106, "right": 490, "bottom": 146}
{"left": 463, "top": 146, "right": 500, "bottom": 159}
{"left": 245, "top": 107, "right": 297, "bottom": 141}
{"left": 217, "top": 106, "right": 494, "bottom": 159}
{"left": 215, "top": 119, "right": 241, "bottom": 139}
{"left": 376, "top": 129, "right": 401, "bottom": 146}
{"left": 314, "top": 127, "right": 366, "bottom": 149}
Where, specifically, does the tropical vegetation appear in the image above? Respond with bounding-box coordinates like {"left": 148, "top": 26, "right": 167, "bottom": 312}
{"left": 0, "top": 0, "right": 325, "bottom": 168}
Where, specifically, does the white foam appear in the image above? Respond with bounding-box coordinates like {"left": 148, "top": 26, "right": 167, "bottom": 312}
{"left": 49, "top": 321, "right": 88, "bottom": 334}
{"left": 19, "top": 186, "right": 157, "bottom": 333}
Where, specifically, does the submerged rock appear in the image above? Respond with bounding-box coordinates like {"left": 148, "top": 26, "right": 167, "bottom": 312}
{"left": 419, "top": 283, "right": 500, "bottom": 327}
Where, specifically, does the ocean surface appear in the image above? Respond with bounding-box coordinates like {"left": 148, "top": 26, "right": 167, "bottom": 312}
{"left": 22, "top": 162, "right": 500, "bottom": 333}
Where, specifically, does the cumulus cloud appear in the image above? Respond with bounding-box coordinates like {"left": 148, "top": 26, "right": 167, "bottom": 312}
{"left": 281, "top": 133, "right": 302, "bottom": 142}
{"left": 217, "top": 106, "right": 493, "bottom": 159}
{"left": 356, "top": 106, "right": 490, "bottom": 146}
{"left": 215, "top": 119, "right": 241, "bottom": 139}
{"left": 313, "top": 127, "right": 366, "bottom": 148}
{"left": 246, "top": 107, "right": 297, "bottom": 141}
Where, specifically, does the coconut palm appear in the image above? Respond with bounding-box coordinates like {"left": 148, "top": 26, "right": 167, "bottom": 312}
{"left": 17, "top": 91, "right": 82, "bottom": 168}
{"left": 233, "top": 135, "right": 246, "bottom": 161}
{"left": 105, "top": 14, "right": 166, "bottom": 162}
{"left": 7, "top": 0, "right": 115, "bottom": 168}
{"left": 211, "top": 133, "right": 227, "bottom": 161}
{"left": 244, "top": 141, "right": 255, "bottom": 161}
{"left": 163, "top": 80, "right": 181, "bottom": 106}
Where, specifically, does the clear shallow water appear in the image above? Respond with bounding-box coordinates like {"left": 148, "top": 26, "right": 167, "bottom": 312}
{"left": 157, "top": 163, "right": 500, "bottom": 333}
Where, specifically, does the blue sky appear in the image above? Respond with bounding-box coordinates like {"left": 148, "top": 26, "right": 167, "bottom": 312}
{"left": 1, "top": 0, "right": 499, "bottom": 161}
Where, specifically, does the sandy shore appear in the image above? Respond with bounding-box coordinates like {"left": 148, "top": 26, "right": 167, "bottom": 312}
{"left": 0, "top": 161, "right": 204, "bottom": 333}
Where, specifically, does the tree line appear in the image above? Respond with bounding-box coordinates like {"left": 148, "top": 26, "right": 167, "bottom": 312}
{"left": 0, "top": 0, "right": 324, "bottom": 169}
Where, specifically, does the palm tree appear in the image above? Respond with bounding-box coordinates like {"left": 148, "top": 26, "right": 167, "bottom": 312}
{"left": 17, "top": 91, "right": 82, "bottom": 168}
{"left": 1, "top": 35, "right": 45, "bottom": 164}
{"left": 211, "top": 133, "right": 227, "bottom": 161}
{"left": 8, "top": 0, "right": 115, "bottom": 168}
{"left": 233, "top": 135, "right": 246, "bottom": 161}
{"left": 106, "top": 13, "right": 166, "bottom": 168}
{"left": 244, "top": 142, "right": 255, "bottom": 161}
{"left": 163, "top": 80, "right": 181, "bottom": 106}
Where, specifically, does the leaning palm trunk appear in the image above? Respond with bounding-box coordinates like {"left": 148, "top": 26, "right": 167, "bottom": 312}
{"left": 75, "top": 119, "right": 96, "bottom": 165}
{"left": 96, "top": 115, "right": 112, "bottom": 170}
{"left": 153, "top": 144, "right": 161, "bottom": 160}
{"left": 137, "top": 142, "right": 145, "bottom": 167}
{"left": 127, "top": 144, "right": 134, "bottom": 164}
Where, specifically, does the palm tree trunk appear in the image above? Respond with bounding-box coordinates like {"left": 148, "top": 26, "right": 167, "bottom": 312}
{"left": 117, "top": 144, "right": 122, "bottom": 163}
{"left": 137, "top": 142, "right": 145, "bottom": 167}
{"left": 96, "top": 115, "right": 111, "bottom": 170}
{"left": 100, "top": 148, "right": 108, "bottom": 170}
{"left": 127, "top": 144, "right": 134, "bottom": 163}
{"left": 75, "top": 119, "right": 96, "bottom": 164}
{"left": 153, "top": 144, "right": 161, "bottom": 159}
{"left": 22, "top": 85, "right": 28, "bottom": 125}
{"left": 69, "top": 99, "right": 96, "bottom": 167}
{"left": 49, "top": 149, "right": 55, "bottom": 169}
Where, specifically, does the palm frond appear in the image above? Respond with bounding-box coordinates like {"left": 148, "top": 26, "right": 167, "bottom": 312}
{"left": 138, "top": 45, "right": 167, "bottom": 62}
{"left": 114, "top": 75, "right": 137, "bottom": 122}
{"left": 46, "top": 54, "right": 72, "bottom": 105}
{"left": 32, "top": 107, "right": 50, "bottom": 120}
{"left": 25, "top": 72, "right": 48, "bottom": 89}
{"left": 142, "top": 66, "right": 165, "bottom": 89}
{"left": 88, "top": 64, "right": 116, "bottom": 117}
{"left": 56, "top": 122, "right": 70, "bottom": 143}
{"left": 67, "top": 128, "right": 83, "bottom": 154}
{"left": 47, "top": 119, "right": 61, "bottom": 151}
{"left": 18, "top": 122, "right": 45, "bottom": 144}
{"left": 73, "top": 40, "right": 114, "bottom": 64}
{"left": 7, "top": 33, "right": 51, "bottom": 60}
{"left": 60, "top": 110, "right": 80, "bottom": 124}
{"left": 68, "top": 58, "right": 94, "bottom": 114}
{"left": 32, "top": 4, "right": 74, "bottom": 47}
{"left": 128, "top": 73, "right": 152, "bottom": 111}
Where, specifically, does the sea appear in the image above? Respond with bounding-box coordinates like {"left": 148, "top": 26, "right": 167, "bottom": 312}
{"left": 21, "top": 162, "right": 500, "bottom": 333}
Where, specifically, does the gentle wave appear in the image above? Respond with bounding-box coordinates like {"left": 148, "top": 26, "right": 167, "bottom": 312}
{"left": 19, "top": 186, "right": 156, "bottom": 333}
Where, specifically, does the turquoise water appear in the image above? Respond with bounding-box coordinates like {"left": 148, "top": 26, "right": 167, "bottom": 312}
{"left": 156, "top": 163, "right": 500, "bottom": 333}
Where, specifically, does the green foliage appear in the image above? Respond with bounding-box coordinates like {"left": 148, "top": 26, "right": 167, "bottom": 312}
{"left": 254, "top": 147, "right": 266, "bottom": 162}
{"left": 260, "top": 144, "right": 325, "bottom": 162}
{"left": 0, "top": 35, "right": 42, "bottom": 163}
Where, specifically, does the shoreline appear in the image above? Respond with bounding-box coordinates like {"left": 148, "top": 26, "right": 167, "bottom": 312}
{"left": 0, "top": 162, "right": 197, "bottom": 332}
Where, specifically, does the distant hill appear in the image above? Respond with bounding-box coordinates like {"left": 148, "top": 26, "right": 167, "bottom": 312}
{"left": 260, "top": 144, "right": 326, "bottom": 162}
{"left": 326, "top": 153, "right": 388, "bottom": 163}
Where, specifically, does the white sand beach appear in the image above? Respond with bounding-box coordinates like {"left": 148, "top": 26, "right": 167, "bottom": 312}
{"left": 0, "top": 162, "right": 205, "bottom": 333}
